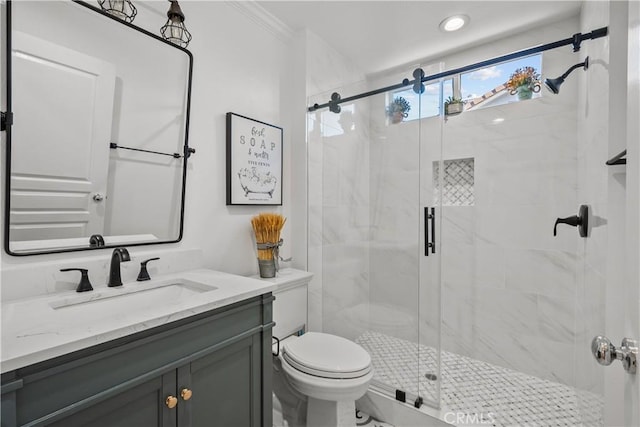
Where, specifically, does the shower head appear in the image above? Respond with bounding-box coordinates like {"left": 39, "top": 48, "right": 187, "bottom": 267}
{"left": 544, "top": 56, "right": 589, "bottom": 94}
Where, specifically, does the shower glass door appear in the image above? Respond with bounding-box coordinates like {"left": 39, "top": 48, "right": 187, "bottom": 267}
{"left": 308, "top": 66, "right": 442, "bottom": 409}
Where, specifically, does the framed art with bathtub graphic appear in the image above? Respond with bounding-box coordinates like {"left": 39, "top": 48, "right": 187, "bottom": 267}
{"left": 226, "top": 112, "right": 283, "bottom": 205}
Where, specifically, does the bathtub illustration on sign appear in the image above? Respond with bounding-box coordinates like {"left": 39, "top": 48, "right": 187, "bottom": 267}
{"left": 237, "top": 167, "right": 278, "bottom": 200}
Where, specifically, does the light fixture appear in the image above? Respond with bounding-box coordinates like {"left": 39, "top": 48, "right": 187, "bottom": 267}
{"left": 98, "top": 0, "right": 137, "bottom": 23}
{"left": 544, "top": 57, "right": 589, "bottom": 94}
{"left": 160, "top": 1, "right": 192, "bottom": 48}
{"left": 439, "top": 15, "right": 470, "bottom": 32}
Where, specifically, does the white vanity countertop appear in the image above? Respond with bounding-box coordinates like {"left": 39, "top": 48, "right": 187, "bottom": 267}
{"left": 1, "top": 268, "right": 311, "bottom": 373}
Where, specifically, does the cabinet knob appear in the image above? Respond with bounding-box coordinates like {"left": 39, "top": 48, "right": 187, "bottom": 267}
{"left": 165, "top": 395, "right": 178, "bottom": 409}
{"left": 180, "top": 388, "right": 193, "bottom": 401}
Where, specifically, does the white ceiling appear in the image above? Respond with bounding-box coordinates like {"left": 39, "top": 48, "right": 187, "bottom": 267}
{"left": 258, "top": 1, "right": 583, "bottom": 74}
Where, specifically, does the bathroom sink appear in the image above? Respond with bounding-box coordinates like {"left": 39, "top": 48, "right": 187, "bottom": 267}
{"left": 49, "top": 280, "right": 218, "bottom": 316}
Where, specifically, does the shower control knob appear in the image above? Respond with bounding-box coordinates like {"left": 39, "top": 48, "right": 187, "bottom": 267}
{"left": 591, "top": 336, "right": 638, "bottom": 374}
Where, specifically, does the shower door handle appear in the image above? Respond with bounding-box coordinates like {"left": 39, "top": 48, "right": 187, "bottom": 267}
{"left": 424, "top": 207, "right": 435, "bottom": 256}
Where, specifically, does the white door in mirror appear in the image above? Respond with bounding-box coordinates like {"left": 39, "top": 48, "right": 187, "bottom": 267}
{"left": 10, "top": 31, "right": 115, "bottom": 243}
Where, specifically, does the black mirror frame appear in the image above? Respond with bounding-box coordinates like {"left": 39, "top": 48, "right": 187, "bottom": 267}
{"left": 2, "top": 0, "right": 193, "bottom": 256}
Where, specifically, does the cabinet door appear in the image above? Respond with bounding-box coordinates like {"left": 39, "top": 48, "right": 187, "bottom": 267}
{"left": 179, "top": 336, "right": 262, "bottom": 427}
{"left": 46, "top": 372, "right": 177, "bottom": 427}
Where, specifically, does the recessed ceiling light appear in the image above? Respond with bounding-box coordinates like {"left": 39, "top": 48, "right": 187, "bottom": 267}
{"left": 439, "top": 15, "right": 470, "bottom": 32}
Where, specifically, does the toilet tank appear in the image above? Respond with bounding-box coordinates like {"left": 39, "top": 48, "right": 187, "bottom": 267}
{"left": 253, "top": 268, "right": 313, "bottom": 339}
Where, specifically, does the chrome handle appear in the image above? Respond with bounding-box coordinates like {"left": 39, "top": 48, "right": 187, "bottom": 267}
{"left": 591, "top": 336, "right": 637, "bottom": 374}
{"left": 93, "top": 193, "right": 104, "bottom": 202}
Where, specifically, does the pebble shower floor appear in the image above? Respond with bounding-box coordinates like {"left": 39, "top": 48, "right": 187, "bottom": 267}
{"left": 356, "top": 331, "right": 603, "bottom": 427}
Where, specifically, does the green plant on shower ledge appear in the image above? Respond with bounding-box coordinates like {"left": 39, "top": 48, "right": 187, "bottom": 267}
{"left": 506, "top": 66, "right": 542, "bottom": 100}
{"left": 386, "top": 96, "right": 411, "bottom": 124}
{"left": 444, "top": 96, "right": 464, "bottom": 116}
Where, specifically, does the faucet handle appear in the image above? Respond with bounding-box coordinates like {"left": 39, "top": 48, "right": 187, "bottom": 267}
{"left": 137, "top": 257, "right": 160, "bottom": 281}
{"left": 60, "top": 268, "right": 93, "bottom": 293}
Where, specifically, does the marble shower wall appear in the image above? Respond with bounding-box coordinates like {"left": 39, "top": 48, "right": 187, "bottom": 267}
{"left": 304, "top": 30, "right": 367, "bottom": 334}
{"left": 308, "top": 89, "right": 371, "bottom": 341}
{"left": 366, "top": 17, "right": 584, "bottom": 387}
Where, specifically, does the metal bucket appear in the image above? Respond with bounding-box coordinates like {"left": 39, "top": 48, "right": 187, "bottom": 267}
{"left": 258, "top": 259, "right": 276, "bottom": 278}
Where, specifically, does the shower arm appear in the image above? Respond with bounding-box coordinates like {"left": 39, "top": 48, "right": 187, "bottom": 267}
{"left": 558, "top": 61, "right": 588, "bottom": 81}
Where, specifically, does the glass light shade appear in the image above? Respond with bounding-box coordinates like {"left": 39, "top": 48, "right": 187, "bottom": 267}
{"left": 160, "top": 1, "right": 192, "bottom": 48}
{"left": 160, "top": 18, "right": 192, "bottom": 48}
{"left": 98, "top": 0, "right": 137, "bottom": 23}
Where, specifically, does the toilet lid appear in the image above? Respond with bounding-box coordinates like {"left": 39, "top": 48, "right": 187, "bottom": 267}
{"left": 282, "top": 332, "right": 372, "bottom": 379}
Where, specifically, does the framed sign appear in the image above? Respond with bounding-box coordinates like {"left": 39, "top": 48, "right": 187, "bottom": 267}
{"left": 226, "top": 113, "right": 283, "bottom": 205}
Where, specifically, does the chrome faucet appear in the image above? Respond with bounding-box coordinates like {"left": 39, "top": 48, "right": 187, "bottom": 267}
{"left": 108, "top": 247, "right": 131, "bottom": 287}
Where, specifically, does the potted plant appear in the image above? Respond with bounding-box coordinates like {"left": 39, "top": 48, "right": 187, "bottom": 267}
{"left": 506, "top": 66, "right": 541, "bottom": 100}
{"left": 386, "top": 96, "right": 411, "bottom": 124}
{"left": 444, "top": 96, "right": 464, "bottom": 116}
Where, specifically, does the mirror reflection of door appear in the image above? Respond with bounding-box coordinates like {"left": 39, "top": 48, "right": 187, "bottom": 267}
{"left": 10, "top": 31, "right": 115, "bottom": 242}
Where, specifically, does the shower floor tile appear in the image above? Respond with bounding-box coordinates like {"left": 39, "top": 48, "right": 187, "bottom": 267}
{"left": 356, "top": 331, "right": 603, "bottom": 427}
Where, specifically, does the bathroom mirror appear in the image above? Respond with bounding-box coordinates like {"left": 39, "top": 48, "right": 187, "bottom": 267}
{"left": 3, "top": 0, "right": 193, "bottom": 255}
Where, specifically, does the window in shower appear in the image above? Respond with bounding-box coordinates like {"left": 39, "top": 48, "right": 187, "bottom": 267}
{"left": 391, "top": 78, "right": 453, "bottom": 121}
{"left": 461, "top": 53, "right": 542, "bottom": 111}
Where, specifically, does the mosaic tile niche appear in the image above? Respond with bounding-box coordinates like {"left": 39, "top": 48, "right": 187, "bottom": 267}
{"left": 433, "top": 158, "right": 475, "bottom": 206}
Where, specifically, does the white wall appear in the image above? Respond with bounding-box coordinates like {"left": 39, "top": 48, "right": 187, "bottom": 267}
{"left": 173, "top": 2, "right": 293, "bottom": 275}
{"left": 1, "top": 1, "right": 298, "bottom": 290}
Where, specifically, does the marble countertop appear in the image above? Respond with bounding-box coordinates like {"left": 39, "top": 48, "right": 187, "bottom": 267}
{"left": 1, "top": 268, "right": 311, "bottom": 373}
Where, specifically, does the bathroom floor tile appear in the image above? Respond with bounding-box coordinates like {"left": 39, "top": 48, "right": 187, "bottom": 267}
{"left": 356, "top": 331, "right": 603, "bottom": 427}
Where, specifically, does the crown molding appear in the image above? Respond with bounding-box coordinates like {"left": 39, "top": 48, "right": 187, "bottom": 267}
{"left": 225, "top": 1, "right": 295, "bottom": 43}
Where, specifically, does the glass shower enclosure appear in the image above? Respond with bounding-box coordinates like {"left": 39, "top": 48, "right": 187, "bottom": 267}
{"left": 307, "top": 62, "right": 445, "bottom": 410}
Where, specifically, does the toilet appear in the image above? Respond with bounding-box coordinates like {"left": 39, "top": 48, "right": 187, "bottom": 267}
{"left": 266, "top": 269, "right": 373, "bottom": 427}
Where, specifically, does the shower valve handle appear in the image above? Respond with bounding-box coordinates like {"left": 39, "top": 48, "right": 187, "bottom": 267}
{"left": 553, "top": 215, "right": 580, "bottom": 235}
{"left": 553, "top": 205, "right": 589, "bottom": 237}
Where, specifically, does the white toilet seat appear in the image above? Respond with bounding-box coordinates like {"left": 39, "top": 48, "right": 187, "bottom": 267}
{"left": 282, "top": 332, "right": 372, "bottom": 379}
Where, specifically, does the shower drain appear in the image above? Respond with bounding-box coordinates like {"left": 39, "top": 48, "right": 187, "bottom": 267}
{"left": 424, "top": 373, "right": 438, "bottom": 381}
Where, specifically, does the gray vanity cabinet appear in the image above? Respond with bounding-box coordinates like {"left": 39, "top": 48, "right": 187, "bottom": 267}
{"left": 48, "top": 372, "right": 177, "bottom": 427}
{"left": 1, "top": 294, "right": 274, "bottom": 427}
